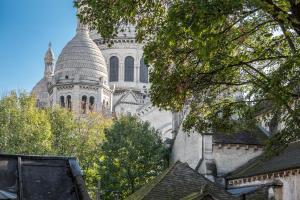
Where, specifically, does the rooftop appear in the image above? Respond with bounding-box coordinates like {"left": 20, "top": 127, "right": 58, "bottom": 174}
{"left": 126, "top": 161, "right": 237, "bottom": 200}
{"left": 226, "top": 141, "right": 300, "bottom": 179}
{"left": 0, "top": 154, "right": 90, "bottom": 200}
{"left": 213, "top": 126, "right": 268, "bottom": 146}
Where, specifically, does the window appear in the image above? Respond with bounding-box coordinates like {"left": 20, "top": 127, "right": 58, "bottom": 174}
{"left": 60, "top": 96, "right": 65, "bottom": 108}
{"left": 81, "top": 96, "right": 87, "bottom": 114}
{"left": 67, "top": 95, "right": 72, "bottom": 111}
{"left": 140, "top": 58, "right": 149, "bottom": 83}
{"left": 109, "top": 56, "right": 119, "bottom": 82}
{"left": 89, "top": 96, "right": 95, "bottom": 111}
{"left": 124, "top": 56, "right": 134, "bottom": 82}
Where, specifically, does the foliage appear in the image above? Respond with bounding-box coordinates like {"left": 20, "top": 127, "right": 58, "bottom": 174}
{"left": 77, "top": 0, "right": 300, "bottom": 150}
{"left": 99, "top": 116, "right": 168, "bottom": 199}
{"left": 0, "top": 91, "right": 52, "bottom": 154}
{"left": 48, "top": 108, "right": 111, "bottom": 197}
{"left": 0, "top": 91, "right": 112, "bottom": 198}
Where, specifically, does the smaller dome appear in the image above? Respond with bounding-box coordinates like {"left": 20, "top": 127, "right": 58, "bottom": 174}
{"left": 31, "top": 78, "right": 49, "bottom": 108}
{"left": 54, "top": 22, "right": 107, "bottom": 84}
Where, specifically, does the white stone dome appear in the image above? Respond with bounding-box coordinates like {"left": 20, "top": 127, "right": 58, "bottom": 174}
{"left": 54, "top": 23, "right": 107, "bottom": 84}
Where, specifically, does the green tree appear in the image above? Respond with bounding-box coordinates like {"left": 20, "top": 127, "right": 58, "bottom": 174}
{"left": 74, "top": 113, "right": 112, "bottom": 197}
{"left": 77, "top": 0, "right": 300, "bottom": 150}
{"left": 0, "top": 92, "right": 112, "bottom": 198}
{"left": 0, "top": 91, "right": 52, "bottom": 154}
{"left": 99, "top": 116, "right": 168, "bottom": 199}
{"left": 48, "top": 108, "right": 112, "bottom": 198}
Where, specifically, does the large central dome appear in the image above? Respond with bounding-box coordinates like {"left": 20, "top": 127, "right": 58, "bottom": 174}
{"left": 54, "top": 23, "right": 107, "bottom": 84}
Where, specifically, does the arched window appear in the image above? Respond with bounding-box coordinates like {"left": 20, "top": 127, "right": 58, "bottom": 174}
{"left": 140, "top": 58, "right": 149, "bottom": 83}
{"left": 67, "top": 95, "right": 72, "bottom": 111}
{"left": 109, "top": 56, "right": 119, "bottom": 82}
{"left": 124, "top": 56, "right": 134, "bottom": 82}
{"left": 60, "top": 96, "right": 65, "bottom": 108}
{"left": 81, "top": 95, "right": 87, "bottom": 114}
{"left": 89, "top": 96, "right": 95, "bottom": 111}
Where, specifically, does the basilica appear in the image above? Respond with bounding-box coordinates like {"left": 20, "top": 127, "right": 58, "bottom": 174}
{"left": 32, "top": 20, "right": 173, "bottom": 140}
{"left": 32, "top": 18, "right": 300, "bottom": 200}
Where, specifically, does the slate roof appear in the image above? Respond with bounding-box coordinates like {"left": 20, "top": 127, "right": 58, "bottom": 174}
{"left": 0, "top": 154, "right": 91, "bottom": 200}
{"left": 181, "top": 192, "right": 220, "bottom": 200}
{"left": 213, "top": 127, "right": 268, "bottom": 145}
{"left": 126, "top": 162, "right": 237, "bottom": 200}
{"left": 226, "top": 141, "right": 300, "bottom": 179}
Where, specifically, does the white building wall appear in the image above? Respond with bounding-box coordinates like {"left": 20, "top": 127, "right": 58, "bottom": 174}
{"left": 92, "top": 34, "right": 173, "bottom": 139}
{"left": 171, "top": 128, "right": 265, "bottom": 179}
{"left": 96, "top": 42, "right": 148, "bottom": 91}
{"left": 138, "top": 107, "right": 173, "bottom": 140}
{"left": 115, "top": 103, "right": 141, "bottom": 116}
{"left": 171, "top": 128, "right": 203, "bottom": 169}
{"left": 213, "top": 144, "right": 263, "bottom": 176}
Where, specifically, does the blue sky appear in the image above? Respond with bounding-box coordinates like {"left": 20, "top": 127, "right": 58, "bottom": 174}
{"left": 0, "top": 0, "right": 77, "bottom": 93}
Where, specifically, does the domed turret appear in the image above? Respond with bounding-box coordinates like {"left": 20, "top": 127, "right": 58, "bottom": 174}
{"left": 54, "top": 21, "right": 107, "bottom": 84}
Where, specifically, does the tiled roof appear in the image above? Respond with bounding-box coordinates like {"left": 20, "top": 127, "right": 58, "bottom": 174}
{"left": 213, "top": 127, "right": 268, "bottom": 145}
{"left": 226, "top": 141, "right": 300, "bottom": 179}
{"left": 126, "top": 162, "right": 237, "bottom": 200}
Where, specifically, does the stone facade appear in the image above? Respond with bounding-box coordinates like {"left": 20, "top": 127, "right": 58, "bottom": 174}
{"left": 170, "top": 127, "right": 264, "bottom": 181}
{"left": 91, "top": 26, "right": 173, "bottom": 140}
{"left": 32, "top": 21, "right": 172, "bottom": 140}
{"left": 212, "top": 144, "right": 264, "bottom": 176}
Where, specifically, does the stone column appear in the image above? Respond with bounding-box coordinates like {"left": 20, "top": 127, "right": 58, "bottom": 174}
{"left": 120, "top": 58, "right": 124, "bottom": 81}
{"left": 136, "top": 61, "right": 140, "bottom": 83}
